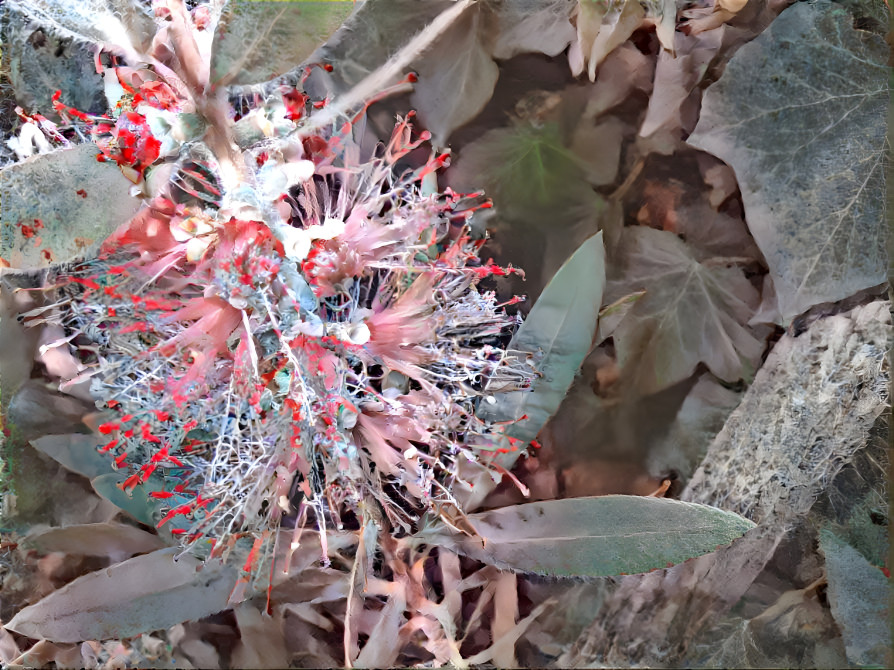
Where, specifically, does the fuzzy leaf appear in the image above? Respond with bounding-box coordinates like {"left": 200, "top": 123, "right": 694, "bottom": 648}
{"left": 4, "top": 547, "right": 238, "bottom": 643}
{"left": 0, "top": 144, "right": 142, "bottom": 268}
{"left": 488, "top": 0, "right": 576, "bottom": 60}
{"left": 211, "top": 0, "right": 354, "bottom": 87}
{"left": 1, "top": 6, "right": 106, "bottom": 120}
{"left": 30, "top": 434, "right": 113, "bottom": 480}
{"left": 3, "top": 0, "right": 153, "bottom": 61}
{"left": 416, "top": 495, "right": 755, "bottom": 577}
{"left": 410, "top": 3, "right": 498, "bottom": 146}
{"left": 605, "top": 226, "right": 763, "bottom": 394}
{"left": 479, "top": 232, "right": 605, "bottom": 453}
{"left": 687, "top": 0, "right": 888, "bottom": 323}
{"left": 819, "top": 529, "right": 892, "bottom": 667}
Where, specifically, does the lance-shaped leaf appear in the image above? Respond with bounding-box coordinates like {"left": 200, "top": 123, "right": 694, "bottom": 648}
{"left": 5, "top": 547, "right": 238, "bottom": 643}
{"left": 211, "top": 0, "right": 354, "bottom": 87}
{"left": 687, "top": 0, "right": 888, "bottom": 323}
{"left": 605, "top": 226, "right": 763, "bottom": 395}
{"left": 478, "top": 233, "right": 605, "bottom": 457}
{"left": 31, "top": 434, "right": 112, "bottom": 480}
{"left": 415, "top": 495, "right": 755, "bottom": 577}
{"left": 819, "top": 529, "right": 891, "bottom": 668}
{"left": 3, "top": 0, "right": 154, "bottom": 62}
{"left": 24, "top": 522, "right": 167, "bottom": 562}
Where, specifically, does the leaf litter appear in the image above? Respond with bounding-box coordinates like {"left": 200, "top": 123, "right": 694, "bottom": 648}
{"left": 0, "top": 0, "right": 887, "bottom": 667}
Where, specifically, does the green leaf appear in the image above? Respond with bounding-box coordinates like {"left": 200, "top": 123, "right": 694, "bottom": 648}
{"left": 4, "top": 547, "right": 238, "bottom": 643}
{"left": 687, "top": 0, "right": 888, "bottom": 323}
{"left": 211, "top": 0, "right": 354, "bottom": 87}
{"left": 819, "top": 529, "right": 892, "bottom": 668}
{"left": 604, "top": 226, "right": 763, "bottom": 395}
{"left": 478, "top": 232, "right": 605, "bottom": 458}
{"left": 91, "top": 472, "right": 164, "bottom": 528}
{"left": 0, "top": 144, "right": 142, "bottom": 268}
{"left": 30, "top": 434, "right": 112, "bottom": 480}
{"left": 415, "top": 495, "right": 755, "bottom": 577}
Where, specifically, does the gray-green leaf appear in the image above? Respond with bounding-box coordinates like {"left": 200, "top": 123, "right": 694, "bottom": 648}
{"left": 212, "top": 0, "right": 354, "bottom": 87}
{"left": 415, "top": 495, "right": 755, "bottom": 577}
{"left": 478, "top": 232, "right": 605, "bottom": 464}
{"left": 3, "top": 0, "right": 154, "bottom": 60}
{"left": 0, "top": 144, "right": 142, "bottom": 267}
{"left": 819, "top": 529, "right": 892, "bottom": 668}
{"left": 687, "top": 0, "right": 888, "bottom": 323}
{"left": 4, "top": 547, "right": 238, "bottom": 643}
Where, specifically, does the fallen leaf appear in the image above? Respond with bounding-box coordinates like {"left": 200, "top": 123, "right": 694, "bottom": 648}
{"left": 584, "top": 0, "right": 645, "bottom": 81}
{"left": 646, "top": 374, "right": 743, "bottom": 479}
{"left": 5, "top": 547, "right": 238, "bottom": 643}
{"left": 674, "top": 202, "right": 762, "bottom": 262}
{"left": 605, "top": 226, "right": 763, "bottom": 394}
{"left": 819, "top": 529, "right": 891, "bottom": 668}
{"left": 415, "top": 495, "right": 755, "bottom": 577}
{"left": 478, "top": 233, "right": 605, "bottom": 467}
{"left": 639, "top": 28, "right": 723, "bottom": 140}
{"left": 231, "top": 602, "right": 290, "bottom": 670}
{"left": 211, "top": 0, "right": 354, "bottom": 87}
{"left": 687, "top": 0, "right": 888, "bottom": 322}
{"left": 24, "top": 522, "right": 166, "bottom": 563}
{"left": 30, "top": 433, "right": 112, "bottom": 480}
{"left": 582, "top": 42, "right": 654, "bottom": 120}
{"left": 410, "top": 3, "right": 499, "bottom": 146}
{"left": 488, "top": 0, "right": 576, "bottom": 59}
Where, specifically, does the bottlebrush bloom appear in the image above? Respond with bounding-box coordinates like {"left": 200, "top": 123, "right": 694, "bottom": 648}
{"left": 52, "top": 53, "right": 532, "bottom": 583}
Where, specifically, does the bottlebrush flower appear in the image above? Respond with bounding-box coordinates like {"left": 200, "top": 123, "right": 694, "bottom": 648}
{"left": 53, "top": 52, "right": 532, "bottom": 581}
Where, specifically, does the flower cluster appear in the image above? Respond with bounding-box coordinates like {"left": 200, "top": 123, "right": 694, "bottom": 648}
{"left": 52, "top": 50, "right": 533, "bottom": 581}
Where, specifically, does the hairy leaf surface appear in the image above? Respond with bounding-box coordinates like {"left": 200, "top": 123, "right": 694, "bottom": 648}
{"left": 605, "top": 226, "right": 763, "bottom": 394}
{"left": 212, "top": 0, "right": 354, "bottom": 86}
{"left": 819, "top": 529, "right": 891, "bottom": 667}
{"left": 5, "top": 548, "right": 237, "bottom": 643}
{"left": 3, "top": 0, "right": 153, "bottom": 60}
{"left": 489, "top": 0, "right": 576, "bottom": 59}
{"left": 687, "top": 0, "right": 888, "bottom": 322}
{"left": 416, "top": 495, "right": 755, "bottom": 576}
{"left": 30, "top": 434, "right": 113, "bottom": 480}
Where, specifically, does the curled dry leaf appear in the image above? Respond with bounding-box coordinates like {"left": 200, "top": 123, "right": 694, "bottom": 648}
{"left": 5, "top": 547, "right": 238, "bottom": 643}
{"left": 687, "top": 0, "right": 888, "bottom": 322}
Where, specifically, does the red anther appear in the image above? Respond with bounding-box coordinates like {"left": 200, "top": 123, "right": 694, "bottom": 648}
{"left": 323, "top": 63, "right": 334, "bottom": 72}
{"left": 406, "top": 72, "right": 419, "bottom": 83}
{"left": 99, "top": 422, "right": 120, "bottom": 434}
{"left": 114, "top": 453, "right": 128, "bottom": 467}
